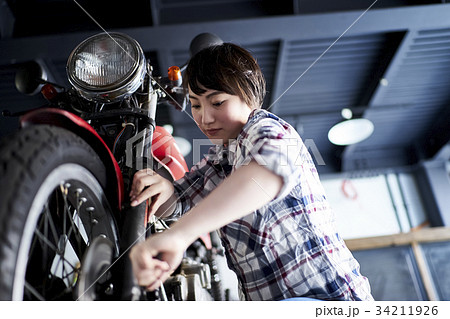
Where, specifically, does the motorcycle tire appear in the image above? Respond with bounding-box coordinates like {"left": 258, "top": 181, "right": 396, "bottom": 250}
{"left": 0, "top": 125, "right": 120, "bottom": 300}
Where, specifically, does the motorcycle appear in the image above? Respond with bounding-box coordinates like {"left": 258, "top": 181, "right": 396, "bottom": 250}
{"left": 0, "top": 31, "right": 228, "bottom": 301}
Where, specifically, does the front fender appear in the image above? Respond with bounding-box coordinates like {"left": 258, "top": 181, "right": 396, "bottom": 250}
{"left": 20, "top": 108, "right": 124, "bottom": 211}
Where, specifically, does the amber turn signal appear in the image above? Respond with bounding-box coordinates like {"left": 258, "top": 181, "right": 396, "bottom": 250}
{"left": 41, "top": 83, "right": 58, "bottom": 101}
{"left": 168, "top": 66, "right": 181, "bottom": 82}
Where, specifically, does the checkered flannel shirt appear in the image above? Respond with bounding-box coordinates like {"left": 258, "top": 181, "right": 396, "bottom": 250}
{"left": 170, "top": 109, "right": 373, "bottom": 301}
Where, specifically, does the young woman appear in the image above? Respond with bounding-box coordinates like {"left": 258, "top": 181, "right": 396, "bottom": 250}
{"left": 129, "top": 43, "right": 373, "bottom": 301}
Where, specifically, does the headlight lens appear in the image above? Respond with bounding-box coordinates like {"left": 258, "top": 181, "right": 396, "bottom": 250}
{"left": 67, "top": 32, "right": 145, "bottom": 103}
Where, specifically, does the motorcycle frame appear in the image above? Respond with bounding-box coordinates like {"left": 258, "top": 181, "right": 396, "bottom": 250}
{"left": 17, "top": 81, "right": 188, "bottom": 300}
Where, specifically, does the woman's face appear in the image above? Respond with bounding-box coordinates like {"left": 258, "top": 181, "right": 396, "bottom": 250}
{"left": 189, "top": 87, "right": 252, "bottom": 145}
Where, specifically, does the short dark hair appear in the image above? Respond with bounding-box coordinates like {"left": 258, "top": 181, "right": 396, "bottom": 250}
{"left": 184, "top": 43, "right": 266, "bottom": 109}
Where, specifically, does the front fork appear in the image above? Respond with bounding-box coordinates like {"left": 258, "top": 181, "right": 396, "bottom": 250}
{"left": 117, "top": 73, "right": 159, "bottom": 300}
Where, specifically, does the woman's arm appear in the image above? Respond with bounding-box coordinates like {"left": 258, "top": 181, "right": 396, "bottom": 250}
{"left": 129, "top": 160, "right": 283, "bottom": 289}
{"left": 169, "top": 160, "right": 282, "bottom": 244}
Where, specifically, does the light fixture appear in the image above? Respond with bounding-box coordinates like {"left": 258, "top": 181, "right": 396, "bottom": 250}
{"left": 162, "top": 124, "right": 192, "bottom": 156}
{"left": 328, "top": 108, "right": 374, "bottom": 146}
{"left": 173, "top": 136, "right": 192, "bottom": 157}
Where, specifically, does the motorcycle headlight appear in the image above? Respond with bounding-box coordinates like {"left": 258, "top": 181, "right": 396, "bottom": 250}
{"left": 67, "top": 32, "right": 146, "bottom": 103}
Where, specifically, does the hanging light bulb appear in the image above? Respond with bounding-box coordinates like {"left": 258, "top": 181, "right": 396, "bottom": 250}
{"left": 173, "top": 136, "right": 192, "bottom": 157}
{"left": 162, "top": 124, "right": 192, "bottom": 156}
{"left": 328, "top": 108, "right": 374, "bottom": 146}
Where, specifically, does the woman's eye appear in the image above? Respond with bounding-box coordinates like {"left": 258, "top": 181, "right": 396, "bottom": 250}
{"left": 191, "top": 104, "right": 200, "bottom": 109}
{"left": 212, "top": 101, "right": 224, "bottom": 107}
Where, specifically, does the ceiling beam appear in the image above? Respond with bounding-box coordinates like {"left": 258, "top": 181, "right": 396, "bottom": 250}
{"left": 361, "top": 30, "right": 418, "bottom": 107}
{"left": 2, "top": 4, "right": 450, "bottom": 65}
{"left": 149, "top": 0, "right": 160, "bottom": 26}
{"left": 341, "top": 145, "right": 419, "bottom": 172}
{"left": 418, "top": 104, "right": 450, "bottom": 161}
{"left": 340, "top": 30, "right": 416, "bottom": 170}
{"left": 268, "top": 39, "right": 288, "bottom": 112}
{"left": 341, "top": 25, "right": 450, "bottom": 170}
{"left": 0, "top": 0, "right": 14, "bottom": 39}
{"left": 358, "top": 31, "right": 407, "bottom": 107}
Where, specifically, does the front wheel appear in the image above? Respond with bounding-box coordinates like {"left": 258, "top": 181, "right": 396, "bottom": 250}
{"left": 0, "top": 125, "right": 120, "bottom": 300}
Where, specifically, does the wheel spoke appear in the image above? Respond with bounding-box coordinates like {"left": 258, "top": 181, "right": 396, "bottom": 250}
{"left": 34, "top": 230, "right": 76, "bottom": 274}
{"left": 44, "top": 202, "right": 60, "bottom": 245}
{"left": 74, "top": 189, "right": 88, "bottom": 253}
{"left": 28, "top": 212, "right": 46, "bottom": 259}
{"left": 60, "top": 183, "right": 69, "bottom": 242}
{"left": 24, "top": 281, "right": 46, "bottom": 301}
{"left": 31, "top": 193, "right": 84, "bottom": 298}
{"left": 34, "top": 228, "right": 58, "bottom": 253}
{"left": 43, "top": 207, "right": 49, "bottom": 271}
{"left": 69, "top": 213, "right": 84, "bottom": 255}
{"left": 66, "top": 208, "right": 85, "bottom": 252}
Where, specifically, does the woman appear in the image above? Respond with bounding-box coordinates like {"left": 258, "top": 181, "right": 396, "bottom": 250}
{"left": 129, "top": 42, "right": 373, "bottom": 301}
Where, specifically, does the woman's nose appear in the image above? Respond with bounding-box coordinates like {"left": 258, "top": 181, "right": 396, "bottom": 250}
{"left": 201, "top": 107, "right": 214, "bottom": 124}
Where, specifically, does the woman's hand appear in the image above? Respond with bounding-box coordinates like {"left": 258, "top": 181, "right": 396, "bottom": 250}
{"left": 129, "top": 168, "right": 175, "bottom": 220}
{"left": 129, "top": 230, "right": 187, "bottom": 291}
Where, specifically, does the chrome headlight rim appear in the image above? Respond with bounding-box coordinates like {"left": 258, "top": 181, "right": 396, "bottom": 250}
{"left": 67, "top": 32, "right": 146, "bottom": 103}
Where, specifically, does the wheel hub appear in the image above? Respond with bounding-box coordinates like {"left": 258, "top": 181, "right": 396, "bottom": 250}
{"left": 76, "top": 236, "right": 114, "bottom": 300}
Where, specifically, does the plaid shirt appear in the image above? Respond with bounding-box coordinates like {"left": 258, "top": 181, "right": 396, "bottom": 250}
{"left": 171, "top": 109, "right": 373, "bottom": 301}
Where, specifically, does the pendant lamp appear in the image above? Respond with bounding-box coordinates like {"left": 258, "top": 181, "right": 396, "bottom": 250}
{"left": 328, "top": 108, "right": 374, "bottom": 146}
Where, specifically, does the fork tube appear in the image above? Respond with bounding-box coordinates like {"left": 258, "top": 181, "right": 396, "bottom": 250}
{"left": 119, "top": 202, "right": 147, "bottom": 300}
{"left": 141, "top": 91, "right": 157, "bottom": 162}
{"left": 119, "top": 73, "right": 159, "bottom": 300}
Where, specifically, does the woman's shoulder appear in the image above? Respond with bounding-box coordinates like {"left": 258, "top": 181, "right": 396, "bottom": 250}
{"left": 247, "top": 108, "right": 280, "bottom": 123}
{"left": 243, "top": 109, "right": 296, "bottom": 138}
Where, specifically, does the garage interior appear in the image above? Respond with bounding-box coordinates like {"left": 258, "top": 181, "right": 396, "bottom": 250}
{"left": 1, "top": 0, "right": 450, "bottom": 300}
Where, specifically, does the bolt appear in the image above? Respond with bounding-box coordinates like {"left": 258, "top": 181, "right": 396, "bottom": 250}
{"left": 105, "top": 283, "right": 114, "bottom": 295}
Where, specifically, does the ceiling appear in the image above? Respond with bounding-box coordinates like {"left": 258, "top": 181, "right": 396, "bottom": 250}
{"left": 1, "top": 0, "right": 450, "bottom": 174}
